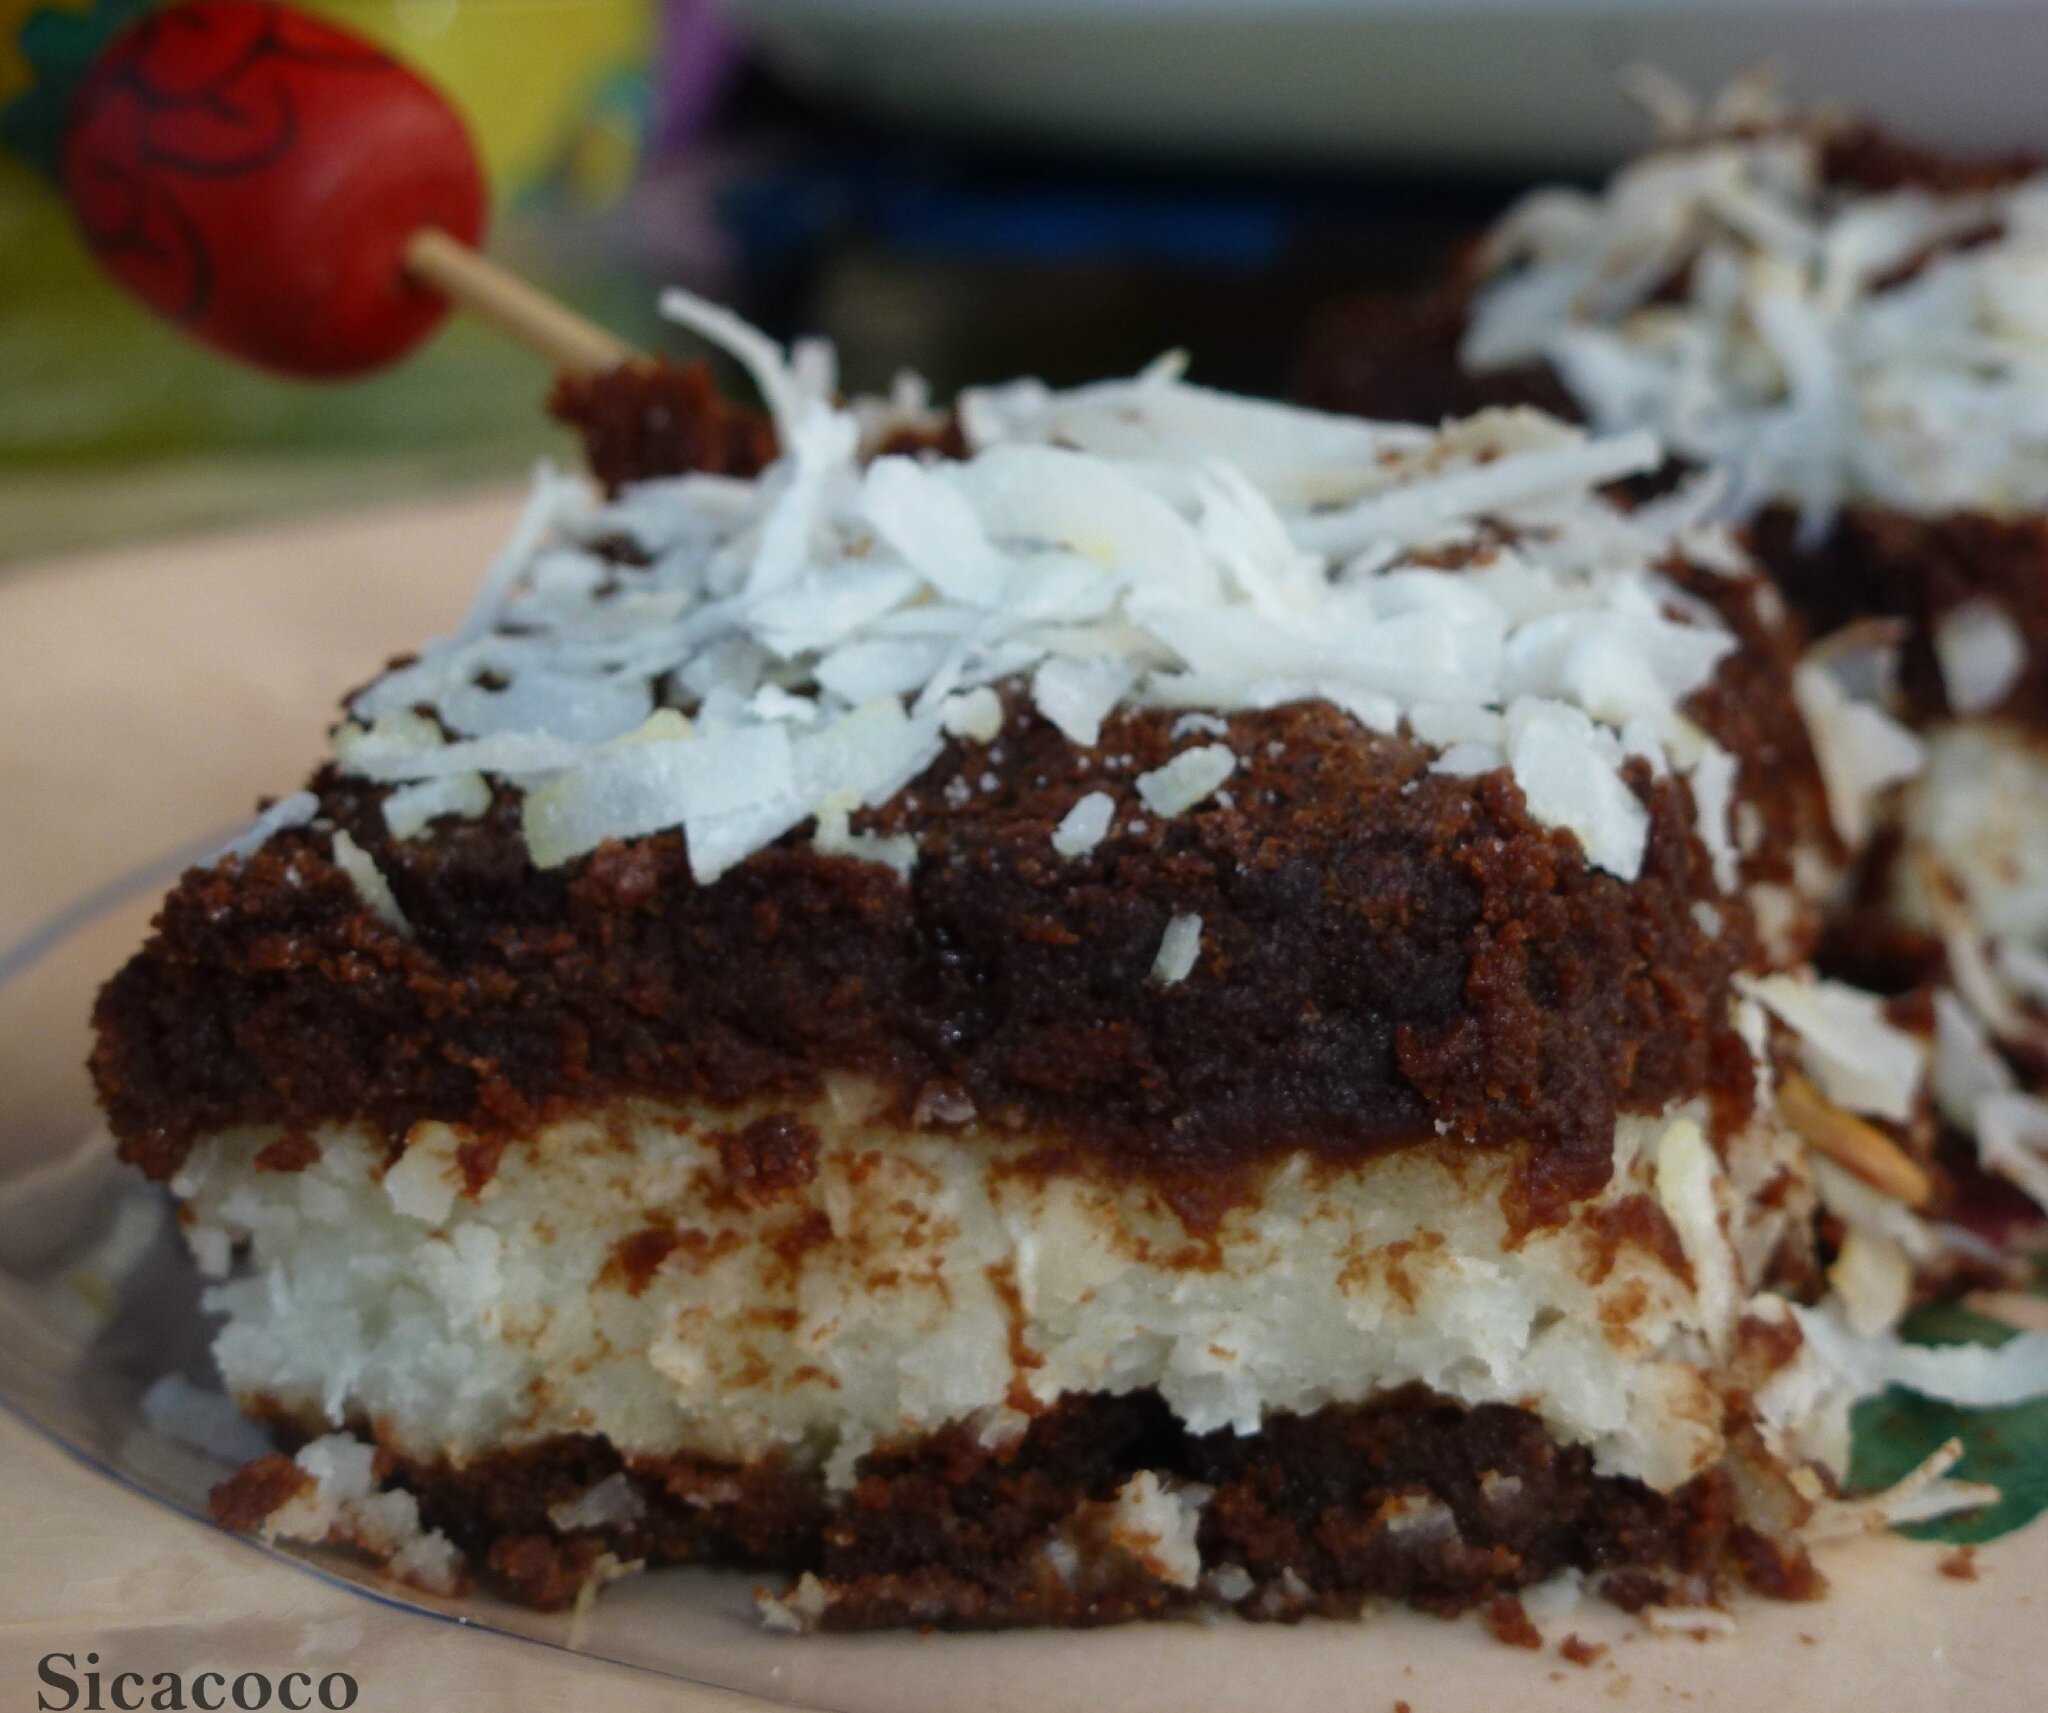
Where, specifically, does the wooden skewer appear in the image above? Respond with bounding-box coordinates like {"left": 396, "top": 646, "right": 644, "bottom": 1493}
{"left": 403, "top": 228, "right": 636, "bottom": 375}
{"left": 1779, "top": 1071, "right": 1933, "bottom": 1209}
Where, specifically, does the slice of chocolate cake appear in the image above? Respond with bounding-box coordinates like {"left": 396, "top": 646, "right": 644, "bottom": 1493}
{"left": 98, "top": 296, "right": 2047, "bottom": 1629}
{"left": 1297, "top": 76, "right": 2048, "bottom": 1224}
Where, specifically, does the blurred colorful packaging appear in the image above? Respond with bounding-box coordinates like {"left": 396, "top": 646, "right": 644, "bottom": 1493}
{"left": 0, "top": 0, "right": 681, "bottom": 560}
{"left": 3, "top": 0, "right": 659, "bottom": 204}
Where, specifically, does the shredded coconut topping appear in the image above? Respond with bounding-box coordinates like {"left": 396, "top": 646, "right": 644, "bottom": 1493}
{"left": 1464, "top": 79, "right": 2048, "bottom": 532}
{"left": 326, "top": 294, "right": 1765, "bottom": 884}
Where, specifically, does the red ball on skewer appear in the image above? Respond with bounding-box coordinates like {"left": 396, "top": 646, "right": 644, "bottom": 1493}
{"left": 61, "top": 0, "right": 487, "bottom": 379}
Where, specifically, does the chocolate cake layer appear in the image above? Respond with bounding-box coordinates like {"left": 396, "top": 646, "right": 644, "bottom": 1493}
{"left": 94, "top": 698, "right": 1756, "bottom": 1229}
{"left": 217, "top": 1386, "right": 1816, "bottom": 1626}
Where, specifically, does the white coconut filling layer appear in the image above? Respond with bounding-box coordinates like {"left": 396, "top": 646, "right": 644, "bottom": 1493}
{"left": 173, "top": 1076, "right": 1811, "bottom": 1496}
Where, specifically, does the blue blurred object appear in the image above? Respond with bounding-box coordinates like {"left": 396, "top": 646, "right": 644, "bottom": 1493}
{"left": 718, "top": 149, "right": 1296, "bottom": 273}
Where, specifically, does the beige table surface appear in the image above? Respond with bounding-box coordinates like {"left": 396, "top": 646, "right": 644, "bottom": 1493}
{"left": 5, "top": 493, "right": 2048, "bottom": 1713}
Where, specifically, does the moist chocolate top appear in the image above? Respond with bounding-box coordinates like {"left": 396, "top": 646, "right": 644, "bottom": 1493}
{"left": 93, "top": 692, "right": 1760, "bottom": 1228}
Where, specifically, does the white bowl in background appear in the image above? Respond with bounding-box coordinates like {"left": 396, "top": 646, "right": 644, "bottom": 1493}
{"left": 726, "top": 0, "right": 2048, "bottom": 173}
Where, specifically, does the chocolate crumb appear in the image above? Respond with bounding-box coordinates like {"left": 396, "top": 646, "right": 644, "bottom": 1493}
{"left": 712, "top": 1113, "right": 821, "bottom": 1203}
{"left": 252, "top": 1132, "right": 321, "bottom": 1173}
{"left": 548, "top": 359, "right": 775, "bottom": 496}
{"left": 1486, "top": 1594, "right": 1544, "bottom": 1649}
{"left": 602, "top": 1221, "right": 684, "bottom": 1297}
{"left": 1560, "top": 1633, "right": 1608, "bottom": 1667}
{"left": 210, "top": 1454, "right": 312, "bottom": 1533}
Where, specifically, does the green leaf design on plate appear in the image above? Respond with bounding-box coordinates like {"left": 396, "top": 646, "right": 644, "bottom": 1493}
{"left": 1848, "top": 1292, "right": 2048, "bottom": 1545}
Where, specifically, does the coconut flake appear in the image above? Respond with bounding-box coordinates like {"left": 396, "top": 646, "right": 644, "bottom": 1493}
{"left": 1974, "top": 1091, "right": 2048, "bottom": 1215}
{"left": 1738, "top": 972, "right": 1926, "bottom": 1122}
{"left": 1641, "top": 1606, "right": 1737, "bottom": 1639}
{"left": 382, "top": 774, "right": 492, "bottom": 841}
{"left": 1291, "top": 428, "right": 1661, "bottom": 556}
{"left": 1152, "top": 914, "right": 1203, "bottom": 985}
{"left": 659, "top": 287, "right": 809, "bottom": 438}
{"left": 1934, "top": 598, "right": 2028, "bottom": 715}
{"left": 812, "top": 789, "right": 918, "bottom": 880}
{"left": 1812, "top": 1157, "right": 1944, "bottom": 1267}
{"left": 548, "top": 1472, "right": 647, "bottom": 1534}
{"left": 345, "top": 729, "right": 589, "bottom": 785}
{"left": 1135, "top": 745, "right": 1236, "bottom": 819}
{"left": 1506, "top": 698, "right": 1650, "bottom": 879}
{"left": 1103, "top": 1472, "right": 1209, "bottom": 1589}
{"left": 215, "top": 792, "right": 318, "bottom": 864}
{"left": 1431, "top": 742, "right": 1504, "bottom": 778}
{"left": 758, "top": 1571, "right": 830, "bottom": 1634}
{"left": 1802, "top": 1437, "right": 2000, "bottom": 1542}
{"left": 1052, "top": 791, "right": 1116, "bottom": 859}
{"left": 1796, "top": 1301, "right": 2048, "bottom": 1408}
{"left": 455, "top": 462, "right": 580, "bottom": 643}
{"left": 1793, "top": 661, "right": 1924, "bottom": 848}
{"left": 437, "top": 668, "right": 653, "bottom": 746}
{"left": 524, "top": 723, "right": 794, "bottom": 878}
{"left": 1829, "top": 1230, "right": 1915, "bottom": 1338}
{"left": 1656, "top": 1118, "right": 1738, "bottom": 1351}
{"left": 859, "top": 457, "right": 1007, "bottom": 606}
{"left": 1996, "top": 939, "right": 2048, "bottom": 1009}
{"left": 261, "top": 1432, "right": 466, "bottom": 1596}
{"left": 1032, "top": 655, "right": 1138, "bottom": 748}
{"left": 1933, "top": 987, "right": 2017, "bottom": 1131}
{"left": 330, "top": 831, "right": 411, "bottom": 937}
{"left": 1688, "top": 742, "right": 1742, "bottom": 892}
{"left": 1408, "top": 703, "right": 1504, "bottom": 747}
{"left": 382, "top": 1122, "right": 463, "bottom": 1225}
{"left": 941, "top": 686, "right": 1004, "bottom": 743}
